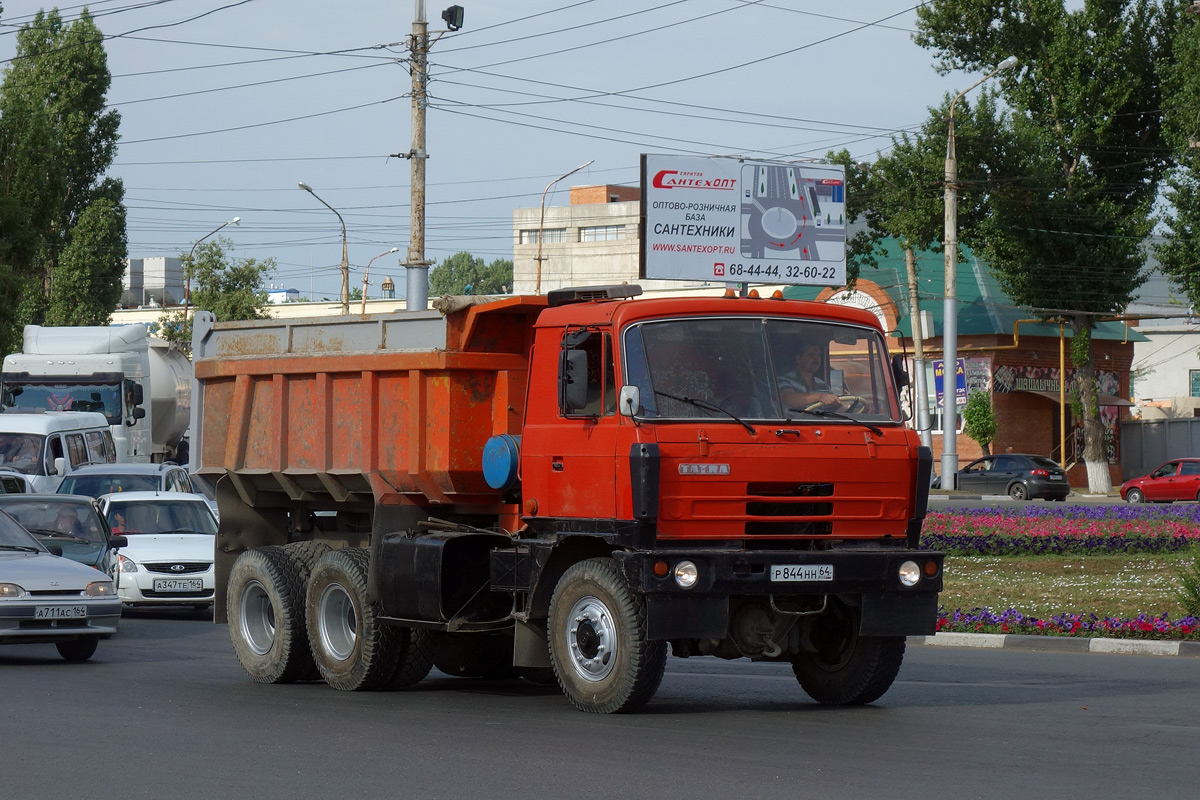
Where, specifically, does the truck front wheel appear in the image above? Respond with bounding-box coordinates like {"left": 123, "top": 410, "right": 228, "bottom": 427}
{"left": 548, "top": 557, "right": 666, "bottom": 714}
{"left": 306, "top": 547, "right": 400, "bottom": 691}
{"left": 791, "top": 602, "right": 906, "bottom": 705}
{"left": 227, "top": 546, "right": 314, "bottom": 684}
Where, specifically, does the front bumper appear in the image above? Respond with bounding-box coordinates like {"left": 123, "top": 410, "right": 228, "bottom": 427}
{"left": 116, "top": 568, "right": 216, "bottom": 607}
{"left": 613, "top": 547, "right": 943, "bottom": 639}
{"left": 0, "top": 598, "right": 121, "bottom": 644}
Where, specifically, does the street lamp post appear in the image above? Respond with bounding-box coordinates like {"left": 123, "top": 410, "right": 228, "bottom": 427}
{"left": 535, "top": 159, "right": 594, "bottom": 294}
{"left": 942, "top": 55, "right": 1017, "bottom": 489}
{"left": 361, "top": 247, "right": 399, "bottom": 314}
{"left": 299, "top": 181, "right": 350, "bottom": 314}
{"left": 183, "top": 216, "right": 240, "bottom": 320}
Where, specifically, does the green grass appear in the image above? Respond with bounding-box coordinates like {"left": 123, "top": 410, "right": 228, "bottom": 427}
{"left": 941, "top": 552, "right": 1194, "bottom": 619}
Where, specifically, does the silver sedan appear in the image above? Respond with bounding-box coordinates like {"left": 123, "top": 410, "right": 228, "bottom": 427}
{"left": 0, "top": 509, "right": 121, "bottom": 661}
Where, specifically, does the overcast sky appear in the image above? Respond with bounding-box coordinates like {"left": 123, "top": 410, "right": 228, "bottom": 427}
{"left": 0, "top": 1, "right": 978, "bottom": 300}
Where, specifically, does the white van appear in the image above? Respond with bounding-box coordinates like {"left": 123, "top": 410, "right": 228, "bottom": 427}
{"left": 0, "top": 411, "right": 116, "bottom": 492}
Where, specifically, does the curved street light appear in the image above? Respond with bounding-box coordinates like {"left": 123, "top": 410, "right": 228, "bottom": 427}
{"left": 362, "top": 247, "right": 399, "bottom": 314}
{"left": 941, "top": 55, "right": 1018, "bottom": 489}
{"left": 183, "top": 216, "right": 240, "bottom": 320}
{"left": 535, "top": 159, "right": 594, "bottom": 294}
{"left": 299, "top": 181, "right": 350, "bottom": 314}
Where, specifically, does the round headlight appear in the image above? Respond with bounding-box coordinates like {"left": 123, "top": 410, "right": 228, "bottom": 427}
{"left": 673, "top": 560, "right": 699, "bottom": 589}
{"left": 898, "top": 560, "right": 921, "bottom": 587}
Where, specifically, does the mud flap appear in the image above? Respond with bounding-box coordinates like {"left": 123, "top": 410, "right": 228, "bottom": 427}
{"left": 859, "top": 592, "right": 938, "bottom": 636}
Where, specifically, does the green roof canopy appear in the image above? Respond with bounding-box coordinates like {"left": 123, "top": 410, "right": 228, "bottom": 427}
{"left": 780, "top": 239, "right": 1145, "bottom": 342}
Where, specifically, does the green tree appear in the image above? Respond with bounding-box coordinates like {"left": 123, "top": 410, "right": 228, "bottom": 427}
{"left": 1155, "top": 8, "right": 1200, "bottom": 311}
{"left": 962, "top": 389, "right": 998, "bottom": 456}
{"left": 0, "top": 8, "right": 124, "bottom": 347}
{"left": 159, "top": 238, "right": 274, "bottom": 350}
{"left": 44, "top": 196, "right": 127, "bottom": 325}
{"left": 429, "top": 252, "right": 513, "bottom": 296}
{"left": 914, "top": 0, "right": 1177, "bottom": 493}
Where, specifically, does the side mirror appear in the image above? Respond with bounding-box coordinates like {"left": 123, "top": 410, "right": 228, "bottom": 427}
{"left": 891, "top": 354, "right": 910, "bottom": 389}
{"left": 46, "top": 544, "right": 64, "bottom": 557}
{"left": 54, "top": 457, "right": 67, "bottom": 477}
{"left": 619, "top": 385, "right": 641, "bottom": 418}
{"left": 108, "top": 535, "right": 128, "bottom": 549}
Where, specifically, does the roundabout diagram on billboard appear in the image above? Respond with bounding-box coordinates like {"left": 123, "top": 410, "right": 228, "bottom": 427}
{"left": 740, "top": 164, "right": 845, "bottom": 261}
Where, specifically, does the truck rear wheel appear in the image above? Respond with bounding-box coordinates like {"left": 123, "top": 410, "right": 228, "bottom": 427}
{"left": 548, "top": 557, "right": 666, "bottom": 714}
{"left": 306, "top": 547, "right": 400, "bottom": 691}
{"left": 388, "top": 629, "right": 435, "bottom": 688}
{"left": 227, "top": 546, "right": 314, "bottom": 684}
{"left": 791, "top": 602, "right": 906, "bottom": 705}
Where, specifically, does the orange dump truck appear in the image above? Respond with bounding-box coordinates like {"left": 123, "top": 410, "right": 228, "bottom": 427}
{"left": 191, "top": 285, "right": 941, "bottom": 713}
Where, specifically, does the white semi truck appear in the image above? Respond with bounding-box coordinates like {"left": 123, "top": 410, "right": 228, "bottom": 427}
{"left": 1, "top": 325, "right": 191, "bottom": 463}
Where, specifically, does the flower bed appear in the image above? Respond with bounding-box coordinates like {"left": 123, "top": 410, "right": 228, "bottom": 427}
{"left": 921, "top": 505, "right": 1200, "bottom": 556}
{"left": 936, "top": 606, "right": 1200, "bottom": 640}
{"left": 926, "top": 505, "right": 1200, "bottom": 639}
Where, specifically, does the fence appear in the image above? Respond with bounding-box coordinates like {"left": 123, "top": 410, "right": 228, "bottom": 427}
{"left": 1119, "top": 417, "right": 1200, "bottom": 479}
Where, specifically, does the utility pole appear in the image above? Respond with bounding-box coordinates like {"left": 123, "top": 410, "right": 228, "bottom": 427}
{"left": 404, "top": 1, "right": 431, "bottom": 312}
{"left": 941, "top": 55, "right": 1017, "bottom": 489}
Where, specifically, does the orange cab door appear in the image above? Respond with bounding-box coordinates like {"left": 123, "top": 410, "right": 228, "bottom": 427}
{"left": 521, "top": 327, "right": 619, "bottom": 521}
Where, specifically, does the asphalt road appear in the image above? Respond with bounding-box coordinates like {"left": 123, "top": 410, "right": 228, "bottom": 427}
{"left": 3, "top": 612, "right": 1199, "bottom": 800}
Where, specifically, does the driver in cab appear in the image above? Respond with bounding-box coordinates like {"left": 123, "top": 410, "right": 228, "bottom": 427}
{"left": 777, "top": 342, "right": 839, "bottom": 411}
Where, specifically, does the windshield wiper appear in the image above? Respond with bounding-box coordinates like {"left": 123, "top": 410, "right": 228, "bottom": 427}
{"left": 655, "top": 391, "right": 756, "bottom": 434}
{"left": 0, "top": 543, "right": 40, "bottom": 552}
{"left": 788, "top": 407, "right": 883, "bottom": 436}
{"left": 27, "top": 529, "right": 91, "bottom": 543}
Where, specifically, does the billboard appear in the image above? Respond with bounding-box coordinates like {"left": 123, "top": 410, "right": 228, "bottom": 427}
{"left": 640, "top": 154, "right": 847, "bottom": 286}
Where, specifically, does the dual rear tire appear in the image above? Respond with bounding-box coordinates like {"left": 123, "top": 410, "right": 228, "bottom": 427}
{"left": 227, "top": 545, "right": 432, "bottom": 690}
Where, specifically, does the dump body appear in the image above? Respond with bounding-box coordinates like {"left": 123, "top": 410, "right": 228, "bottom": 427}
{"left": 196, "top": 289, "right": 942, "bottom": 713}
{"left": 2, "top": 325, "right": 191, "bottom": 462}
{"left": 190, "top": 296, "right": 544, "bottom": 510}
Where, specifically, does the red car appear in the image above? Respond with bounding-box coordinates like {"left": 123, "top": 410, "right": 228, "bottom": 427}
{"left": 1121, "top": 458, "right": 1200, "bottom": 503}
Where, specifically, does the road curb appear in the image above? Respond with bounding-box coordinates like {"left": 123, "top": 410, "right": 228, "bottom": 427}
{"left": 911, "top": 633, "right": 1200, "bottom": 657}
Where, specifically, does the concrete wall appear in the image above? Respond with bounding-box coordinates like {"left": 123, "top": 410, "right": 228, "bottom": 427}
{"left": 512, "top": 199, "right": 714, "bottom": 294}
{"left": 1131, "top": 327, "right": 1200, "bottom": 419}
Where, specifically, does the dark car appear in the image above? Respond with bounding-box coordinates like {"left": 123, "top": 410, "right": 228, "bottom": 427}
{"left": 57, "top": 462, "right": 196, "bottom": 498}
{"left": 0, "top": 494, "right": 127, "bottom": 572}
{"left": 1121, "top": 458, "right": 1200, "bottom": 504}
{"left": 955, "top": 453, "right": 1071, "bottom": 501}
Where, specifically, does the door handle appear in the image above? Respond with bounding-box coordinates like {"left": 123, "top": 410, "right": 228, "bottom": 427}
{"left": 552, "top": 456, "right": 564, "bottom": 472}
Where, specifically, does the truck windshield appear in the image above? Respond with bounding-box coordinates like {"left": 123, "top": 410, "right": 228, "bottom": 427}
{"left": 2, "top": 381, "right": 122, "bottom": 425}
{"left": 623, "top": 317, "right": 900, "bottom": 423}
{"left": 0, "top": 433, "right": 47, "bottom": 475}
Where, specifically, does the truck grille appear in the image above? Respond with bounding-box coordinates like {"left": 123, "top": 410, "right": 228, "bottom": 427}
{"left": 744, "top": 481, "right": 834, "bottom": 536}
{"left": 143, "top": 562, "right": 210, "bottom": 575}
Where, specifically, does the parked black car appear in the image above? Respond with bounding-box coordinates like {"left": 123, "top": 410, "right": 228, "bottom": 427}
{"left": 954, "top": 453, "right": 1071, "bottom": 500}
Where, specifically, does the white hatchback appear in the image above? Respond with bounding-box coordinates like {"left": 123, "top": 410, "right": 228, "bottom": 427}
{"left": 95, "top": 492, "right": 217, "bottom": 610}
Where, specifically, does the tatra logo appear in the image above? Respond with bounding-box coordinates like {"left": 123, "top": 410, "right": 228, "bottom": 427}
{"left": 678, "top": 463, "right": 731, "bottom": 475}
{"left": 652, "top": 170, "right": 737, "bottom": 191}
